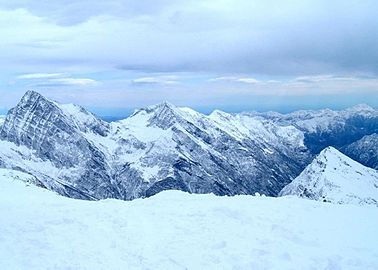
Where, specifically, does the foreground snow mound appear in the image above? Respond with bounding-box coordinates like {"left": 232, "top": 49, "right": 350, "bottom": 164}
{"left": 280, "top": 147, "right": 378, "bottom": 206}
{"left": 1, "top": 171, "right": 378, "bottom": 270}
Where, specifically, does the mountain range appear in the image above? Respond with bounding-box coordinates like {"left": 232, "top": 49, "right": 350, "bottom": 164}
{"left": 0, "top": 90, "right": 377, "bottom": 201}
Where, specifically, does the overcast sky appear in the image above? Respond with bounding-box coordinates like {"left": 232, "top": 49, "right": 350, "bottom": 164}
{"left": 0, "top": 0, "right": 377, "bottom": 115}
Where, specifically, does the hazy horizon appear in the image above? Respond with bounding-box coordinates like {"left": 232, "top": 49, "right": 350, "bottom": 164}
{"left": 1, "top": 90, "right": 376, "bottom": 120}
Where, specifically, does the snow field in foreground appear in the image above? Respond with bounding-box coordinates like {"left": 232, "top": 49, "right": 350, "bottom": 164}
{"left": 0, "top": 171, "right": 377, "bottom": 270}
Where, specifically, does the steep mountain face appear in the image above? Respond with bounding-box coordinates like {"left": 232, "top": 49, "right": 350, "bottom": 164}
{"left": 108, "top": 104, "right": 309, "bottom": 199}
{"left": 342, "top": 133, "right": 378, "bottom": 170}
{"left": 0, "top": 91, "right": 310, "bottom": 200}
{"left": 279, "top": 147, "right": 378, "bottom": 206}
{"left": 0, "top": 91, "right": 117, "bottom": 199}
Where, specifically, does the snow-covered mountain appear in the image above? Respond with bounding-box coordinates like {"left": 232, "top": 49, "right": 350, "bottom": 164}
{"left": 0, "top": 91, "right": 310, "bottom": 200}
{"left": 1, "top": 169, "right": 377, "bottom": 270}
{"left": 247, "top": 104, "right": 378, "bottom": 154}
{"left": 279, "top": 147, "right": 378, "bottom": 206}
{"left": 0, "top": 115, "right": 5, "bottom": 127}
{"left": 343, "top": 133, "right": 378, "bottom": 170}
{"left": 0, "top": 90, "right": 377, "bottom": 200}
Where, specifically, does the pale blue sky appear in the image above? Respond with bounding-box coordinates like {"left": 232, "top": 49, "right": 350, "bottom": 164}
{"left": 0, "top": 0, "right": 377, "bottom": 116}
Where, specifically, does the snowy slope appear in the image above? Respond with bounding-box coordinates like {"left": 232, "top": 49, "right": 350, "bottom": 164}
{"left": 0, "top": 168, "right": 42, "bottom": 186}
{"left": 0, "top": 171, "right": 377, "bottom": 270}
{"left": 280, "top": 147, "right": 378, "bottom": 206}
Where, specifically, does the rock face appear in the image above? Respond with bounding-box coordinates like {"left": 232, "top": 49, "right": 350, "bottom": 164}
{"left": 0, "top": 91, "right": 117, "bottom": 199}
{"left": 342, "top": 133, "right": 378, "bottom": 170}
{"left": 279, "top": 147, "right": 378, "bottom": 206}
{"left": 0, "top": 91, "right": 377, "bottom": 201}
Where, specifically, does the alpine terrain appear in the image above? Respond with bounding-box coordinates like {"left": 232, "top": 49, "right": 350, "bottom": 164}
{"left": 280, "top": 147, "right": 378, "bottom": 206}
{"left": 0, "top": 90, "right": 377, "bottom": 201}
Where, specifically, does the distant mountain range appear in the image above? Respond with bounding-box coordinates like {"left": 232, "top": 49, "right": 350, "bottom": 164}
{"left": 0, "top": 91, "right": 377, "bottom": 201}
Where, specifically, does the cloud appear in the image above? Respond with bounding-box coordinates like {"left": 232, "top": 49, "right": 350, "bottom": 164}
{"left": 0, "top": 1, "right": 377, "bottom": 76}
{"left": 0, "top": 0, "right": 179, "bottom": 25}
{"left": 17, "top": 73, "right": 66, "bottom": 79}
{"left": 131, "top": 76, "right": 179, "bottom": 86}
{"left": 293, "top": 75, "right": 362, "bottom": 83}
{"left": 16, "top": 73, "right": 98, "bottom": 87}
{"left": 48, "top": 78, "right": 98, "bottom": 86}
{"left": 0, "top": 1, "right": 377, "bottom": 110}
{"left": 209, "top": 76, "right": 260, "bottom": 84}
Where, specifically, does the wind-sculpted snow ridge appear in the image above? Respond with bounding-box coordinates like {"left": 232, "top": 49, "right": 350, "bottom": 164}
{"left": 280, "top": 147, "right": 378, "bottom": 206}
{"left": 0, "top": 90, "right": 377, "bottom": 200}
{"left": 0, "top": 170, "right": 377, "bottom": 270}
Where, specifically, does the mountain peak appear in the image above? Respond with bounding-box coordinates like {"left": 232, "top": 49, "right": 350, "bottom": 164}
{"left": 318, "top": 146, "right": 340, "bottom": 157}
{"left": 19, "top": 90, "right": 51, "bottom": 107}
{"left": 149, "top": 101, "right": 177, "bottom": 112}
{"left": 127, "top": 101, "right": 183, "bottom": 129}
{"left": 280, "top": 147, "right": 378, "bottom": 206}
{"left": 23, "top": 90, "right": 43, "bottom": 98}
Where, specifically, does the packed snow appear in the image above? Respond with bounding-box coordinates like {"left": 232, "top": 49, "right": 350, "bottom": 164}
{"left": 0, "top": 169, "right": 377, "bottom": 270}
{"left": 280, "top": 147, "right": 378, "bottom": 206}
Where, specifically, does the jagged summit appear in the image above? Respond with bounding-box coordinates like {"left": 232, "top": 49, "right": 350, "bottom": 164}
{"left": 128, "top": 101, "right": 203, "bottom": 130}
{"left": 1, "top": 90, "right": 61, "bottom": 141}
{"left": 0, "top": 90, "right": 116, "bottom": 199}
{"left": 280, "top": 147, "right": 378, "bottom": 206}
{"left": 21, "top": 90, "right": 50, "bottom": 102}
{"left": 131, "top": 101, "right": 177, "bottom": 115}
{"left": 4, "top": 90, "right": 109, "bottom": 136}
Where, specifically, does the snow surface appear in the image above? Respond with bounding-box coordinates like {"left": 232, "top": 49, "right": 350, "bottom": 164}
{"left": 280, "top": 147, "right": 378, "bottom": 206}
{"left": 1, "top": 169, "right": 378, "bottom": 270}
